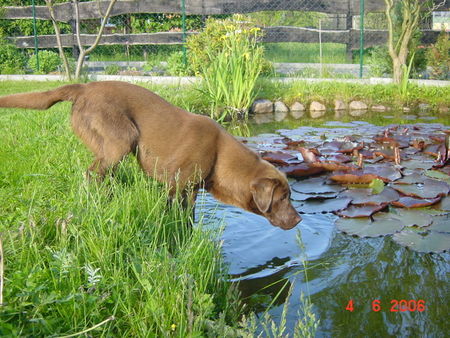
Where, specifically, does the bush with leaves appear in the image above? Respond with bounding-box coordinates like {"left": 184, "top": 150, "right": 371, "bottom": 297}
{"left": 0, "top": 42, "right": 26, "bottom": 74}
{"left": 426, "top": 29, "right": 449, "bottom": 80}
{"left": 28, "top": 50, "right": 62, "bottom": 74}
{"left": 166, "top": 51, "right": 193, "bottom": 76}
{"left": 187, "top": 15, "right": 266, "bottom": 123}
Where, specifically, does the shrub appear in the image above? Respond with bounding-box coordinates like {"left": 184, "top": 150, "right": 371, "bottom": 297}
{"left": 166, "top": 51, "right": 193, "bottom": 76}
{"left": 28, "top": 50, "right": 61, "bottom": 74}
{"left": 188, "top": 15, "right": 265, "bottom": 122}
{"left": 427, "top": 29, "right": 449, "bottom": 80}
{"left": 104, "top": 64, "right": 120, "bottom": 75}
{"left": 0, "top": 43, "right": 26, "bottom": 74}
{"left": 367, "top": 45, "right": 427, "bottom": 78}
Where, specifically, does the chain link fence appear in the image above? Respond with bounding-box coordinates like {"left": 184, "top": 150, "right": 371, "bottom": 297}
{"left": 1, "top": 0, "right": 448, "bottom": 78}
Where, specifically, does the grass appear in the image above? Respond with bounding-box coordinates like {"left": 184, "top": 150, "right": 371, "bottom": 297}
{"left": 0, "top": 80, "right": 324, "bottom": 336}
{"left": 0, "top": 98, "right": 244, "bottom": 335}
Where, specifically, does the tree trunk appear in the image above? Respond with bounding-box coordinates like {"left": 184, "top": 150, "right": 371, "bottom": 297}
{"left": 392, "top": 57, "right": 404, "bottom": 84}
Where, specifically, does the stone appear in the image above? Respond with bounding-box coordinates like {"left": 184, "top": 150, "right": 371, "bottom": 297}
{"left": 349, "top": 100, "right": 368, "bottom": 110}
{"left": 274, "top": 100, "right": 289, "bottom": 113}
{"left": 253, "top": 113, "right": 274, "bottom": 124}
{"left": 372, "top": 104, "right": 387, "bottom": 112}
{"left": 334, "top": 99, "right": 347, "bottom": 111}
{"left": 310, "top": 101, "right": 326, "bottom": 112}
{"left": 251, "top": 99, "right": 273, "bottom": 114}
{"left": 403, "top": 107, "right": 411, "bottom": 112}
{"left": 438, "top": 106, "right": 449, "bottom": 114}
{"left": 290, "top": 101, "right": 305, "bottom": 111}
{"left": 310, "top": 110, "right": 326, "bottom": 119}
{"left": 274, "top": 111, "right": 288, "bottom": 122}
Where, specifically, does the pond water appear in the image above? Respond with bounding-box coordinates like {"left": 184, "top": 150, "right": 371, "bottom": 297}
{"left": 196, "top": 113, "right": 450, "bottom": 336}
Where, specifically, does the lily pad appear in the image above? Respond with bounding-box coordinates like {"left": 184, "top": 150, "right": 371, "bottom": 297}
{"left": 280, "top": 163, "right": 325, "bottom": 178}
{"left": 392, "top": 230, "right": 450, "bottom": 253}
{"left": 390, "top": 179, "right": 449, "bottom": 199}
{"left": 338, "top": 187, "right": 400, "bottom": 205}
{"left": 291, "top": 177, "right": 344, "bottom": 194}
{"left": 434, "top": 195, "right": 450, "bottom": 211}
{"left": 336, "top": 204, "right": 388, "bottom": 218}
{"left": 427, "top": 215, "right": 450, "bottom": 233}
{"left": 335, "top": 213, "right": 404, "bottom": 237}
{"left": 290, "top": 190, "right": 339, "bottom": 201}
{"left": 390, "top": 208, "right": 433, "bottom": 227}
{"left": 261, "top": 151, "right": 298, "bottom": 166}
{"left": 294, "top": 197, "right": 352, "bottom": 214}
{"left": 391, "top": 196, "right": 441, "bottom": 208}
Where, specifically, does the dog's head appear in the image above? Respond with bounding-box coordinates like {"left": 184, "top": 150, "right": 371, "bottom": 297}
{"left": 249, "top": 171, "right": 301, "bottom": 230}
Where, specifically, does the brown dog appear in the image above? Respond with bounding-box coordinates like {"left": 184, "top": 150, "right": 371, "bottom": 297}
{"left": 0, "top": 81, "right": 301, "bottom": 229}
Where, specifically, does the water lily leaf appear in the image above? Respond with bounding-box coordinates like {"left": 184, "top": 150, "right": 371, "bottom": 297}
{"left": 390, "top": 179, "right": 449, "bottom": 199}
{"left": 395, "top": 171, "right": 426, "bottom": 184}
{"left": 435, "top": 195, "right": 450, "bottom": 211}
{"left": 335, "top": 214, "right": 404, "bottom": 237}
{"left": 369, "top": 178, "right": 385, "bottom": 194}
{"left": 390, "top": 208, "right": 433, "bottom": 227}
{"left": 392, "top": 230, "right": 450, "bottom": 253}
{"left": 298, "top": 147, "right": 319, "bottom": 163}
{"left": 338, "top": 187, "right": 400, "bottom": 205}
{"left": 391, "top": 196, "right": 441, "bottom": 208}
{"left": 291, "top": 177, "right": 345, "bottom": 194}
{"left": 336, "top": 204, "right": 387, "bottom": 218}
{"left": 401, "top": 159, "right": 435, "bottom": 171}
{"left": 261, "top": 151, "right": 298, "bottom": 166}
{"left": 428, "top": 215, "right": 450, "bottom": 233}
{"left": 294, "top": 197, "right": 352, "bottom": 214}
{"left": 280, "top": 163, "right": 325, "bottom": 178}
{"left": 290, "top": 190, "right": 339, "bottom": 201}
{"left": 310, "top": 162, "right": 357, "bottom": 172}
{"left": 330, "top": 171, "right": 380, "bottom": 184}
{"left": 425, "top": 170, "right": 450, "bottom": 185}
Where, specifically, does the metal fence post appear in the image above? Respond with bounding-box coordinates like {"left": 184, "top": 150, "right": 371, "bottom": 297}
{"left": 181, "top": 0, "right": 187, "bottom": 68}
{"left": 359, "top": 0, "right": 364, "bottom": 78}
{"left": 32, "top": 0, "right": 40, "bottom": 71}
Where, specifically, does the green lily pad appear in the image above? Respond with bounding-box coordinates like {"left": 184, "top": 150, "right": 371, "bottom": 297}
{"left": 338, "top": 187, "right": 399, "bottom": 205}
{"left": 294, "top": 197, "right": 352, "bottom": 214}
{"left": 427, "top": 215, "right": 450, "bottom": 233}
{"left": 335, "top": 213, "right": 404, "bottom": 238}
{"left": 291, "top": 177, "right": 344, "bottom": 194}
{"left": 390, "top": 208, "right": 433, "bottom": 228}
{"left": 390, "top": 179, "right": 449, "bottom": 199}
{"left": 392, "top": 230, "right": 450, "bottom": 253}
{"left": 425, "top": 170, "right": 450, "bottom": 185}
{"left": 336, "top": 204, "right": 387, "bottom": 218}
{"left": 434, "top": 195, "right": 450, "bottom": 211}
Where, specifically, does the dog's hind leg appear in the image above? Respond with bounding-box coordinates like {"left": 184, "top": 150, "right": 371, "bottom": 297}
{"left": 71, "top": 107, "right": 139, "bottom": 180}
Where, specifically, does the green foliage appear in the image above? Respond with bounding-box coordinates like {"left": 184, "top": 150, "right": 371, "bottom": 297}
{"left": 104, "top": 64, "right": 121, "bottom": 75}
{"left": 426, "top": 29, "right": 450, "bottom": 80}
{"left": 367, "top": 45, "right": 426, "bottom": 78}
{"left": 0, "top": 42, "right": 26, "bottom": 74}
{"left": 28, "top": 50, "right": 61, "bottom": 74}
{"left": 247, "top": 11, "right": 326, "bottom": 28}
{"left": 189, "top": 15, "right": 265, "bottom": 122}
{"left": 166, "top": 51, "right": 193, "bottom": 76}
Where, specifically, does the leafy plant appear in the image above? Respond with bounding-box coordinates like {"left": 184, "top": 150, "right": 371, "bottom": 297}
{"left": 104, "top": 63, "right": 121, "bottom": 75}
{"left": 28, "top": 50, "right": 62, "bottom": 74}
{"left": 0, "top": 42, "right": 26, "bottom": 74}
{"left": 190, "top": 15, "right": 265, "bottom": 123}
{"left": 426, "top": 29, "right": 450, "bottom": 80}
{"left": 166, "top": 51, "right": 193, "bottom": 76}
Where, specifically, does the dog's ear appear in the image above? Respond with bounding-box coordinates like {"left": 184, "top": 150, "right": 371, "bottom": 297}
{"left": 251, "top": 178, "right": 278, "bottom": 213}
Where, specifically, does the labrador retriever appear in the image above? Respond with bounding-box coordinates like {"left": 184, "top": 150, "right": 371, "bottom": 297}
{"left": 0, "top": 81, "right": 301, "bottom": 229}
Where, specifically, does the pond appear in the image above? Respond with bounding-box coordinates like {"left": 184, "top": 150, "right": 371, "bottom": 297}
{"left": 196, "top": 111, "right": 449, "bottom": 336}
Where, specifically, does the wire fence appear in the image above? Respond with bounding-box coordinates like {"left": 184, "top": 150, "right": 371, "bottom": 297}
{"left": 1, "top": 0, "right": 448, "bottom": 79}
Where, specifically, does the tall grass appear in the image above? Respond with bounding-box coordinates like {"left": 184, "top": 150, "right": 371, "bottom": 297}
{"left": 0, "top": 104, "right": 241, "bottom": 335}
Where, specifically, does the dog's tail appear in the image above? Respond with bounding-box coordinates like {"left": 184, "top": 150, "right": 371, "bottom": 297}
{"left": 0, "top": 83, "right": 84, "bottom": 110}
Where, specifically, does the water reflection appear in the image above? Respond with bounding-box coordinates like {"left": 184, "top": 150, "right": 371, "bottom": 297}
{"left": 196, "top": 188, "right": 450, "bottom": 336}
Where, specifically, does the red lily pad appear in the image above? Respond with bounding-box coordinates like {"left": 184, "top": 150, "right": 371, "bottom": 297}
{"left": 338, "top": 187, "right": 400, "bottom": 205}
{"left": 298, "top": 147, "right": 319, "bottom": 163}
{"left": 280, "top": 163, "right": 325, "bottom": 178}
{"left": 261, "top": 151, "right": 298, "bottom": 166}
{"left": 392, "top": 230, "right": 450, "bottom": 253}
{"left": 391, "top": 196, "right": 441, "bottom": 208}
{"left": 335, "top": 204, "right": 388, "bottom": 218}
{"left": 330, "top": 171, "right": 380, "bottom": 184}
